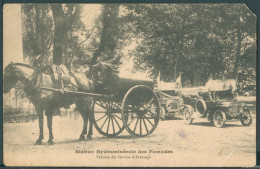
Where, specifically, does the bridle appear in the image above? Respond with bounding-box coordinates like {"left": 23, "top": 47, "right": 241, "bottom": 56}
{"left": 6, "top": 63, "right": 40, "bottom": 94}
{"left": 12, "top": 63, "right": 35, "bottom": 81}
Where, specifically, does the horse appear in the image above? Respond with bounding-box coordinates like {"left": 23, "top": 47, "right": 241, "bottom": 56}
{"left": 3, "top": 62, "right": 95, "bottom": 145}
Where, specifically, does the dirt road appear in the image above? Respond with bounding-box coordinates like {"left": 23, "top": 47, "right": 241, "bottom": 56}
{"left": 3, "top": 110, "right": 256, "bottom": 167}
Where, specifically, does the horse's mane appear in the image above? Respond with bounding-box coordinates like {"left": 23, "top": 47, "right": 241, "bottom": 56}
{"left": 13, "top": 63, "right": 34, "bottom": 69}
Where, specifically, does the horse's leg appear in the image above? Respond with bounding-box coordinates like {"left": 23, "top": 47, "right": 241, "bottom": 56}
{"left": 86, "top": 116, "right": 93, "bottom": 140}
{"left": 87, "top": 104, "right": 94, "bottom": 140}
{"left": 46, "top": 108, "right": 54, "bottom": 145}
{"left": 78, "top": 105, "right": 88, "bottom": 141}
{"left": 35, "top": 106, "right": 44, "bottom": 145}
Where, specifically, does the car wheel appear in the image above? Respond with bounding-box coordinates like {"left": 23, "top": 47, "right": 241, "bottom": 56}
{"left": 240, "top": 109, "right": 253, "bottom": 126}
{"left": 213, "top": 110, "right": 226, "bottom": 128}
{"left": 183, "top": 107, "right": 193, "bottom": 125}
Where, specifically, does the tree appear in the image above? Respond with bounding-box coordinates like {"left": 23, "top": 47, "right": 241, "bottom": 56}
{"left": 124, "top": 4, "right": 214, "bottom": 82}
{"left": 21, "top": 4, "right": 256, "bottom": 93}
{"left": 22, "top": 4, "right": 87, "bottom": 69}
{"left": 50, "top": 4, "right": 80, "bottom": 65}
{"left": 22, "top": 4, "right": 54, "bottom": 67}
{"left": 90, "top": 4, "right": 122, "bottom": 65}
{"left": 214, "top": 4, "right": 256, "bottom": 78}
{"left": 123, "top": 4, "right": 256, "bottom": 89}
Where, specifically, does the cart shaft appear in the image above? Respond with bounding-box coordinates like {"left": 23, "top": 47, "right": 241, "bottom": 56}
{"left": 40, "top": 87, "right": 112, "bottom": 98}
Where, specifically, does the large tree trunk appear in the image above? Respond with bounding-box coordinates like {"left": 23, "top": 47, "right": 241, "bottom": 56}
{"left": 174, "top": 22, "right": 185, "bottom": 81}
{"left": 91, "top": 4, "right": 120, "bottom": 65}
{"left": 50, "top": 4, "right": 77, "bottom": 65}
{"left": 52, "top": 28, "right": 64, "bottom": 65}
{"left": 193, "top": 69, "right": 202, "bottom": 86}
{"left": 174, "top": 56, "right": 178, "bottom": 81}
{"left": 234, "top": 26, "right": 242, "bottom": 79}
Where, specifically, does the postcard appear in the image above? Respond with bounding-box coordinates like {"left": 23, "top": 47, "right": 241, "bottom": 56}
{"left": 3, "top": 3, "right": 256, "bottom": 167}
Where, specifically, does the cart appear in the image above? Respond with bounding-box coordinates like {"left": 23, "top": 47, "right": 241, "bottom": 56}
{"left": 42, "top": 77, "right": 161, "bottom": 137}
{"left": 42, "top": 77, "right": 160, "bottom": 137}
{"left": 93, "top": 77, "right": 160, "bottom": 137}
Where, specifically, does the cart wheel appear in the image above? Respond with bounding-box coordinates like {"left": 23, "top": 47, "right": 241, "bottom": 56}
{"left": 122, "top": 85, "right": 160, "bottom": 137}
{"left": 93, "top": 99, "right": 125, "bottom": 137}
{"left": 183, "top": 106, "right": 193, "bottom": 125}
{"left": 240, "top": 109, "right": 253, "bottom": 126}
{"left": 213, "top": 110, "right": 226, "bottom": 128}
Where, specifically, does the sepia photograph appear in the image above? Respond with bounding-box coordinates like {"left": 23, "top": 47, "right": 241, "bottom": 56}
{"left": 3, "top": 3, "right": 257, "bottom": 167}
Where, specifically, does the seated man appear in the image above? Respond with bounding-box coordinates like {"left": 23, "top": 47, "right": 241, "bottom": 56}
{"left": 51, "top": 64, "right": 78, "bottom": 92}
{"left": 91, "top": 62, "right": 120, "bottom": 94}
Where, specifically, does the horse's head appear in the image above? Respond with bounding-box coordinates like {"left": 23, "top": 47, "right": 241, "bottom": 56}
{"left": 3, "top": 62, "right": 19, "bottom": 93}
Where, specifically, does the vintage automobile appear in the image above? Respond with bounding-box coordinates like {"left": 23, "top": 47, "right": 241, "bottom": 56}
{"left": 182, "top": 79, "right": 253, "bottom": 128}
{"left": 155, "top": 74, "right": 183, "bottom": 119}
{"left": 180, "top": 86, "right": 206, "bottom": 117}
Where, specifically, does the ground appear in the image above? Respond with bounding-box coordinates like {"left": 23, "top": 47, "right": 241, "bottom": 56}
{"left": 4, "top": 109, "right": 256, "bottom": 167}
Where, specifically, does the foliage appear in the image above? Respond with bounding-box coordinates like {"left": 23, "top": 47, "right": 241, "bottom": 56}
{"left": 3, "top": 105, "right": 24, "bottom": 116}
{"left": 22, "top": 4, "right": 54, "bottom": 67}
{"left": 3, "top": 105, "right": 37, "bottom": 123}
{"left": 50, "top": 4, "right": 83, "bottom": 66}
{"left": 89, "top": 4, "right": 132, "bottom": 65}
{"left": 22, "top": 4, "right": 85, "bottom": 68}
{"left": 21, "top": 4, "right": 256, "bottom": 93}
{"left": 122, "top": 4, "right": 256, "bottom": 92}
